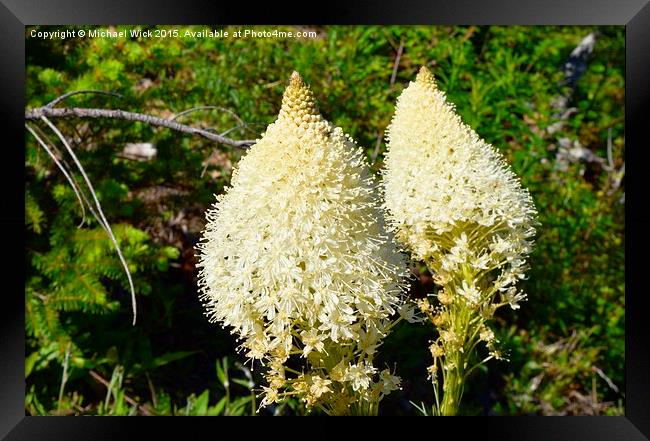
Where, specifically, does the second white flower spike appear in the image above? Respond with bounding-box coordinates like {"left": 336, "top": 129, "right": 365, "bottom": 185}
{"left": 382, "top": 66, "right": 538, "bottom": 415}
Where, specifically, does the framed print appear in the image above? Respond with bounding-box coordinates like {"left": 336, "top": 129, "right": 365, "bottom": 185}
{"left": 1, "top": 0, "right": 648, "bottom": 439}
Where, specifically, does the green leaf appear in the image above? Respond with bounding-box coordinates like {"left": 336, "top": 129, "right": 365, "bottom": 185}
{"left": 114, "top": 390, "right": 128, "bottom": 415}
{"left": 163, "top": 246, "right": 181, "bottom": 260}
{"left": 189, "top": 389, "right": 210, "bottom": 416}
{"left": 227, "top": 397, "right": 252, "bottom": 416}
{"left": 152, "top": 350, "right": 200, "bottom": 369}
{"left": 231, "top": 378, "right": 253, "bottom": 390}
{"left": 25, "top": 351, "right": 39, "bottom": 378}
{"left": 209, "top": 396, "right": 228, "bottom": 416}
{"left": 215, "top": 357, "right": 229, "bottom": 388}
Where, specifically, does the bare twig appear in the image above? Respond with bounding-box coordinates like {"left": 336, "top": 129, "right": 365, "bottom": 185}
{"left": 604, "top": 128, "right": 625, "bottom": 195}
{"left": 592, "top": 366, "right": 620, "bottom": 394}
{"left": 200, "top": 159, "right": 212, "bottom": 179}
{"left": 29, "top": 120, "right": 109, "bottom": 231}
{"left": 610, "top": 162, "right": 625, "bottom": 193}
{"left": 146, "top": 372, "right": 158, "bottom": 409}
{"left": 390, "top": 40, "right": 404, "bottom": 86}
{"left": 371, "top": 131, "right": 383, "bottom": 162}
{"left": 26, "top": 92, "right": 257, "bottom": 327}
{"left": 30, "top": 122, "right": 66, "bottom": 159}
{"left": 46, "top": 90, "right": 123, "bottom": 108}
{"left": 88, "top": 370, "right": 151, "bottom": 415}
{"left": 26, "top": 106, "right": 256, "bottom": 148}
{"left": 172, "top": 105, "right": 262, "bottom": 138}
{"left": 606, "top": 128, "right": 614, "bottom": 170}
{"left": 219, "top": 124, "right": 249, "bottom": 138}
{"left": 26, "top": 123, "right": 88, "bottom": 227}
{"left": 262, "top": 80, "right": 282, "bottom": 89}
{"left": 171, "top": 105, "right": 245, "bottom": 127}
{"left": 57, "top": 342, "right": 72, "bottom": 410}
{"left": 31, "top": 120, "right": 112, "bottom": 230}
{"left": 41, "top": 116, "right": 138, "bottom": 326}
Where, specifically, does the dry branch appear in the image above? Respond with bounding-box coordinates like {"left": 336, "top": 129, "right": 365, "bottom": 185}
{"left": 390, "top": 40, "right": 404, "bottom": 86}
{"left": 88, "top": 370, "right": 152, "bottom": 415}
{"left": 25, "top": 106, "right": 256, "bottom": 149}
{"left": 41, "top": 115, "right": 139, "bottom": 326}
{"left": 25, "top": 91, "right": 257, "bottom": 328}
{"left": 45, "top": 89, "right": 124, "bottom": 108}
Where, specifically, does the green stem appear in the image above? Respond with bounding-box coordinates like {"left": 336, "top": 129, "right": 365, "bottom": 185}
{"left": 440, "top": 364, "right": 463, "bottom": 416}
{"left": 436, "top": 266, "right": 477, "bottom": 416}
{"left": 347, "top": 398, "right": 378, "bottom": 416}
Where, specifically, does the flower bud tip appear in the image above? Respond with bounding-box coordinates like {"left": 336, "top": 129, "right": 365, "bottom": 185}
{"left": 280, "top": 71, "right": 321, "bottom": 125}
{"left": 290, "top": 70, "right": 303, "bottom": 85}
{"left": 416, "top": 66, "right": 437, "bottom": 89}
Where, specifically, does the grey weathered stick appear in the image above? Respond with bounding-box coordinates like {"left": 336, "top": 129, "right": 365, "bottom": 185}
{"left": 171, "top": 105, "right": 245, "bottom": 127}
{"left": 390, "top": 41, "right": 404, "bottom": 86}
{"left": 606, "top": 128, "right": 614, "bottom": 170}
{"left": 592, "top": 365, "right": 620, "bottom": 394}
{"left": 371, "top": 131, "right": 383, "bottom": 162}
{"left": 89, "top": 370, "right": 152, "bottom": 415}
{"left": 25, "top": 123, "right": 88, "bottom": 227}
{"left": 57, "top": 342, "right": 72, "bottom": 410}
{"left": 26, "top": 107, "right": 256, "bottom": 148}
{"left": 172, "top": 105, "right": 262, "bottom": 138}
{"left": 30, "top": 122, "right": 109, "bottom": 233}
{"left": 41, "top": 115, "right": 138, "bottom": 326}
{"left": 45, "top": 90, "right": 124, "bottom": 108}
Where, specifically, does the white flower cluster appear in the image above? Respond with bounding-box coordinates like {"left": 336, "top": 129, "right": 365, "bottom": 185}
{"left": 196, "top": 72, "right": 409, "bottom": 413}
{"left": 382, "top": 66, "right": 537, "bottom": 311}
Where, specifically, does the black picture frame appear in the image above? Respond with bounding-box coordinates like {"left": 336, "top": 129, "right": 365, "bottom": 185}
{"left": 2, "top": 1, "right": 647, "bottom": 438}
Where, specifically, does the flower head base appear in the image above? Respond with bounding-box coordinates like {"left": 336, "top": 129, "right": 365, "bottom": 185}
{"left": 197, "top": 71, "right": 409, "bottom": 413}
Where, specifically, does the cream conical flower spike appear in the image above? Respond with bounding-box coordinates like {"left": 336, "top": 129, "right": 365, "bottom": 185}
{"left": 197, "top": 71, "right": 410, "bottom": 415}
{"left": 382, "top": 66, "right": 537, "bottom": 415}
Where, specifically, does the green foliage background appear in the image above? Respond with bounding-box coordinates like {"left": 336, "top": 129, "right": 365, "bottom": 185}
{"left": 25, "top": 25, "right": 625, "bottom": 415}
